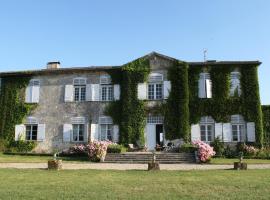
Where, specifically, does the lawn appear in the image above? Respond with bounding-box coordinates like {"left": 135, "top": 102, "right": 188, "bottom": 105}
{"left": 211, "top": 158, "right": 270, "bottom": 164}
{"left": 0, "top": 153, "right": 89, "bottom": 163}
{"left": 0, "top": 169, "right": 270, "bottom": 199}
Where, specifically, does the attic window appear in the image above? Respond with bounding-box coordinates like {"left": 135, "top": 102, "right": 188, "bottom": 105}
{"left": 73, "top": 78, "right": 86, "bottom": 85}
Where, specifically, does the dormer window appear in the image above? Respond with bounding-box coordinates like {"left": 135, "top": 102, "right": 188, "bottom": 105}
{"left": 230, "top": 72, "right": 241, "bottom": 97}
{"left": 73, "top": 78, "right": 86, "bottom": 102}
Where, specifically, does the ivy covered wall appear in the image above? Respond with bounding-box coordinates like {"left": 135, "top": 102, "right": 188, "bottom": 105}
{"left": 262, "top": 105, "right": 270, "bottom": 144}
{"left": 0, "top": 77, "right": 35, "bottom": 142}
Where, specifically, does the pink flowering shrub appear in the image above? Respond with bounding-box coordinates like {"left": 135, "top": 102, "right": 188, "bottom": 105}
{"left": 242, "top": 144, "right": 259, "bottom": 157}
{"left": 192, "top": 140, "right": 216, "bottom": 162}
{"left": 87, "top": 140, "right": 115, "bottom": 162}
{"left": 69, "top": 144, "right": 87, "bottom": 155}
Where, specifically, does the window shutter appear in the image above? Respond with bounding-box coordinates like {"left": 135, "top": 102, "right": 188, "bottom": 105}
{"left": 63, "top": 124, "right": 72, "bottom": 142}
{"left": 198, "top": 79, "right": 205, "bottom": 98}
{"left": 86, "top": 84, "right": 92, "bottom": 101}
{"left": 113, "top": 84, "right": 120, "bottom": 100}
{"left": 91, "top": 84, "right": 100, "bottom": 101}
{"left": 25, "top": 86, "right": 32, "bottom": 103}
{"left": 222, "top": 123, "right": 231, "bottom": 142}
{"left": 90, "top": 124, "right": 99, "bottom": 141}
{"left": 163, "top": 81, "right": 171, "bottom": 99}
{"left": 32, "top": 85, "right": 40, "bottom": 103}
{"left": 113, "top": 125, "right": 119, "bottom": 143}
{"left": 247, "top": 122, "right": 255, "bottom": 142}
{"left": 191, "top": 124, "right": 200, "bottom": 142}
{"left": 215, "top": 123, "right": 223, "bottom": 140}
{"left": 137, "top": 83, "right": 147, "bottom": 100}
{"left": 65, "top": 85, "right": 74, "bottom": 102}
{"left": 15, "top": 124, "right": 26, "bottom": 141}
{"left": 206, "top": 79, "right": 212, "bottom": 98}
{"left": 37, "top": 124, "right": 46, "bottom": 141}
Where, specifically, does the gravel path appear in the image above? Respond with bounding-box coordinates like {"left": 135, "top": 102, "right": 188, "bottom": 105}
{"left": 1, "top": 162, "right": 270, "bottom": 170}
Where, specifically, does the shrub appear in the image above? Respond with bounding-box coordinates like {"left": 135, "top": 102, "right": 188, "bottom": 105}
{"left": 192, "top": 140, "right": 216, "bottom": 162}
{"left": 256, "top": 147, "right": 270, "bottom": 159}
{"left": 224, "top": 145, "right": 238, "bottom": 158}
{"left": 67, "top": 144, "right": 87, "bottom": 156}
{"left": 210, "top": 137, "right": 225, "bottom": 157}
{"left": 0, "top": 139, "right": 7, "bottom": 152}
{"left": 6, "top": 140, "right": 37, "bottom": 153}
{"left": 179, "top": 143, "right": 198, "bottom": 153}
{"left": 87, "top": 141, "right": 115, "bottom": 162}
{"left": 107, "top": 144, "right": 126, "bottom": 153}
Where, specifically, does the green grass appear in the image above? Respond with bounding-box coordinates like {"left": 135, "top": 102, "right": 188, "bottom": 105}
{"left": 211, "top": 157, "right": 270, "bottom": 164}
{"left": 0, "top": 169, "right": 270, "bottom": 199}
{"left": 0, "top": 153, "right": 89, "bottom": 163}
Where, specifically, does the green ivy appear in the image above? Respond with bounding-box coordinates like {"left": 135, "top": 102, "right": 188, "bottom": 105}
{"left": 164, "top": 61, "right": 190, "bottom": 141}
{"left": 262, "top": 105, "right": 270, "bottom": 144}
{"left": 106, "top": 58, "right": 150, "bottom": 145}
{"left": 0, "top": 77, "right": 36, "bottom": 142}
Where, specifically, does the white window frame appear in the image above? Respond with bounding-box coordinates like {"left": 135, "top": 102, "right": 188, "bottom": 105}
{"left": 231, "top": 115, "right": 245, "bottom": 142}
{"left": 148, "top": 83, "right": 163, "bottom": 100}
{"left": 100, "top": 85, "right": 113, "bottom": 101}
{"left": 73, "top": 78, "right": 86, "bottom": 102}
{"left": 147, "top": 116, "right": 164, "bottom": 124}
{"left": 100, "top": 124, "right": 113, "bottom": 141}
{"left": 200, "top": 116, "right": 215, "bottom": 142}
{"left": 72, "top": 124, "right": 85, "bottom": 142}
{"left": 25, "top": 124, "right": 38, "bottom": 141}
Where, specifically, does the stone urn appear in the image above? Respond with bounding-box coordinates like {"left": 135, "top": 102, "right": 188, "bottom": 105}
{"left": 234, "top": 152, "right": 247, "bottom": 170}
{"left": 48, "top": 159, "right": 63, "bottom": 170}
{"left": 148, "top": 153, "right": 160, "bottom": 171}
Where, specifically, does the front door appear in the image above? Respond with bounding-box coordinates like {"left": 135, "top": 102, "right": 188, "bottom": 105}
{"left": 146, "top": 124, "right": 156, "bottom": 150}
{"left": 156, "top": 124, "right": 164, "bottom": 146}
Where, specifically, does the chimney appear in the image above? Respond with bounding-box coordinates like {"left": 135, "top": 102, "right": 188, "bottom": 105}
{"left": 47, "top": 61, "right": 61, "bottom": 69}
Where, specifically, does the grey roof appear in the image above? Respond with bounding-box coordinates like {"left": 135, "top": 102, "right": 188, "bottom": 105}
{"left": 0, "top": 51, "right": 261, "bottom": 77}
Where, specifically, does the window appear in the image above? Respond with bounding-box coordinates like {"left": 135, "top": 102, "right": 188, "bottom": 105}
{"left": 231, "top": 115, "right": 245, "bottom": 142}
{"left": 200, "top": 116, "right": 214, "bottom": 142}
{"left": 199, "top": 73, "right": 212, "bottom": 98}
{"left": 148, "top": 83, "right": 163, "bottom": 100}
{"left": 101, "top": 85, "right": 113, "bottom": 101}
{"left": 100, "top": 124, "right": 113, "bottom": 141}
{"left": 230, "top": 72, "right": 241, "bottom": 97}
{"left": 26, "top": 124, "right": 38, "bottom": 141}
{"left": 73, "top": 78, "right": 86, "bottom": 102}
{"left": 147, "top": 116, "right": 164, "bottom": 124}
{"left": 72, "top": 124, "right": 84, "bottom": 142}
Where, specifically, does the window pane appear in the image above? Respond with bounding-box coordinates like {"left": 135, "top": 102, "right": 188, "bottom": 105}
{"left": 155, "top": 84, "right": 163, "bottom": 99}
{"left": 101, "top": 87, "right": 107, "bottom": 101}
{"left": 79, "top": 124, "right": 84, "bottom": 141}
{"left": 148, "top": 84, "right": 154, "bottom": 100}
{"left": 232, "top": 125, "right": 238, "bottom": 141}
{"left": 100, "top": 125, "right": 107, "bottom": 141}
{"left": 80, "top": 87, "right": 86, "bottom": 101}
{"left": 107, "top": 125, "right": 113, "bottom": 141}
{"left": 108, "top": 86, "right": 113, "bottom": 101}
{"left": 74, "top": 87, "right": 80, "bottom": 101}
{"left": 207, "top": 125, "right": 213, "bottom": 141}
{"left": 200, "top": 125, "right": 206, "bottom": 141}
{"left": 26, "top": 125, "right": 31, "bottom": 140}
{"left": 73, "top": 125, "right": 79, "bottom": 141}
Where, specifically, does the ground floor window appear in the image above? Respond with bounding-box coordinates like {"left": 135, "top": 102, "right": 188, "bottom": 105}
{"left": 232, "top": 124, "right": 245, "bottom": 142}
{"left": 200, "top": 124, "right": 214, "bottom": 142}
{"left": 73, "top": 124, "right": 84, "bottom": 142}
{"left": 26, "top": 124, "right": 38, "bottom": 141}
{"left": 100, "top": 124, "right": 113, "bottom": 141}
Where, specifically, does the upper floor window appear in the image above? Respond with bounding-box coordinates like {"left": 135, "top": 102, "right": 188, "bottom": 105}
{"left": 198, "top": 73, "right": 212, "bottom": 98}
{"left": 200, "top": 116, "right": 214, "bottom": 142}
{"left": 148, "top": 73, "right": 163, "bottom": 100}
{"left": 230, "top": 72, "right": 241, "bottom": 97}
{"left": 25, "top": 79, "right": 40, "bottom": 103}
{"left": 73, "top": 78, "right": 86, "bottom": 102}
{"left": 25, "top": 117, "right": 38, "bottom": 141}
{"left": 100, "top": 75, "right": 113, "bottom": 101}
{"left": 231, "top": 115, "right": 245, "bottom": 142}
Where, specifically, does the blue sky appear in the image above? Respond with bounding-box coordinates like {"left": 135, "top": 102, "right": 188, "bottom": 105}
{"left": 0, "top": 0, "right": 269, "bottom": 104}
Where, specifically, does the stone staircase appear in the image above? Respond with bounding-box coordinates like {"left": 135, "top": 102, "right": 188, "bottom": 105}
{"left": 104, "top": 152, "right": 196, "bottom": 164}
